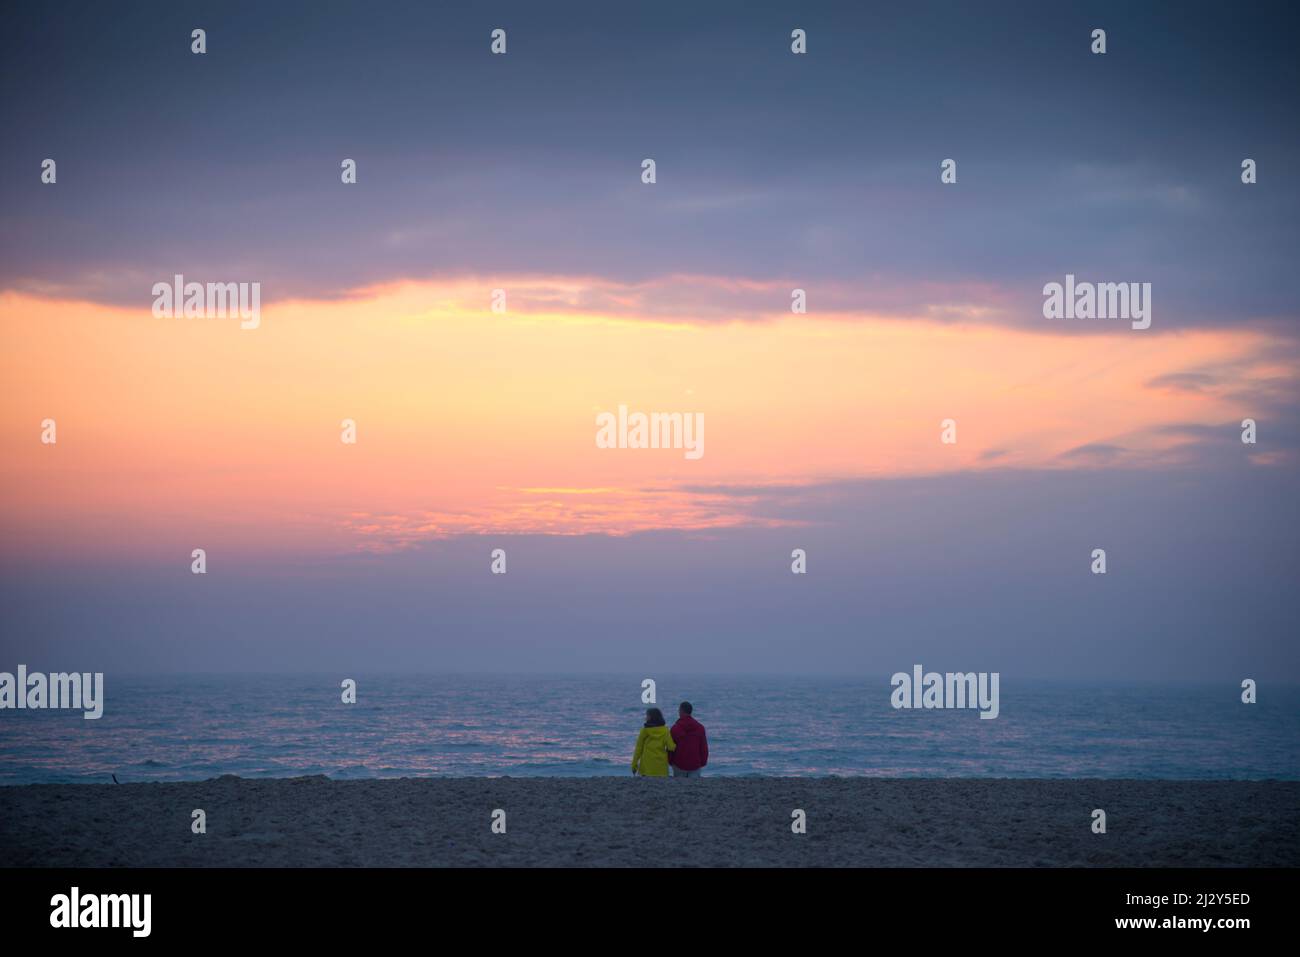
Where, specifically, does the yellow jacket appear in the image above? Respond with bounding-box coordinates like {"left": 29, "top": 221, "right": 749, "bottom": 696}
{"left": 631, "top": 725, "right": 676, "bottom": 776}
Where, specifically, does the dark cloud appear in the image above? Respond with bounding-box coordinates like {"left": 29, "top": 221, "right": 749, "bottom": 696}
{"left": 1147, "top": 372, "right": 1222, "bottom": 393}
{"left": 1059, "top": 443, "right": 1129, "bottom": 464}
{"left": 0, "top": 0, "right": 1297, "bottom": 330}
{"left": 4, "top": 461, "right": 1296, "bottom": 678}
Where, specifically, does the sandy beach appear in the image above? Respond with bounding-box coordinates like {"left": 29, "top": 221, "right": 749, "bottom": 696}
{"left": 2, "top": 776, "right": 1297, "bottom": 867}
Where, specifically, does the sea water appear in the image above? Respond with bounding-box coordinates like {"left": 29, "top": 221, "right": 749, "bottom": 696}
{"left": 0, "top": 674, "right": 1296, "bottom": 784}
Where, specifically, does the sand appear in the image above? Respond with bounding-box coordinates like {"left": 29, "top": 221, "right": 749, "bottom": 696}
{"left": 2, "top": 776, "right": 1296, "bottom": 867}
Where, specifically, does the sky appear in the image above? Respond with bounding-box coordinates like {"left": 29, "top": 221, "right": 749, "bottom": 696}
{"left": 1, "top": 1, "right": 1297, "bottom": 679}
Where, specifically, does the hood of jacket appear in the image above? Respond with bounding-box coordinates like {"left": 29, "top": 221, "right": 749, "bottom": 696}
{"left": 672, "top": 715, "right": 703, "bottom": 737}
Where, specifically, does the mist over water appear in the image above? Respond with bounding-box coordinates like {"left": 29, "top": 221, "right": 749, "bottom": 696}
{"left": 1, "top": 674, "right": 1296, "bottom": 784}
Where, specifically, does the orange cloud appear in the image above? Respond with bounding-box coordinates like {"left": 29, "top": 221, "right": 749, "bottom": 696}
{"left": 1, "top": 282, "right": 1292, "bottom": 556}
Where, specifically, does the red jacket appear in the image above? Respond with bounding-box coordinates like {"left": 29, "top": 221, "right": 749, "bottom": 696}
{"left": 668, "top": 715, "right": 708, "bottom": 771}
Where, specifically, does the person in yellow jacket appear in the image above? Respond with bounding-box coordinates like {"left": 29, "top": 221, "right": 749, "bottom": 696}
{"left": 631, "top": 707, "right": 676, "bottom": 776}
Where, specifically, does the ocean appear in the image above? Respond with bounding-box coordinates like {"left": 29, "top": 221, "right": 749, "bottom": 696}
{"left": 1, "top": 674, "right": 1297, "bottom": 784}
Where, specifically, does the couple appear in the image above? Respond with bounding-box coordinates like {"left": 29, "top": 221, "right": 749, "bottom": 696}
{"left": 630, "top": 701, "right": 708, "bottom": 777}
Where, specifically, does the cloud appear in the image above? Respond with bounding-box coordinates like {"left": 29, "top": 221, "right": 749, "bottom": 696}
{"left": 1147, "top": 371, "right": 1224, "bottom": 394}
{"left": 1058, "top": 443, "right": 1129, "bottom": 465}
{"left": 340, "top": 485, "right": 804, "bottom": 550}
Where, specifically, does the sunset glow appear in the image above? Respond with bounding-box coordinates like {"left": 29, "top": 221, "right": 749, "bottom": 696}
{"left": 1, "top": 281, "right": 1287, "bottom": 557}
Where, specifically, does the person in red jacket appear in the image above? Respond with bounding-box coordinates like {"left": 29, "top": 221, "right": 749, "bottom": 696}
{"left": 668, "top": 701, "right": 708, "bottom": 777}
